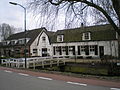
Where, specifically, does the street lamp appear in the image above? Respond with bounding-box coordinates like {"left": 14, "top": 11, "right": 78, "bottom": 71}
{"left": 9, "top": 2, "right": 27, "bottom": 68}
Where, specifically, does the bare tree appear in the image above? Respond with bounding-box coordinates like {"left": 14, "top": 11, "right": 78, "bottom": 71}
{"left": 28, "top": 0, "right": 120, "bottom": 34}
{"left": 0, "top": 23, "right": 15, "bottom": 41}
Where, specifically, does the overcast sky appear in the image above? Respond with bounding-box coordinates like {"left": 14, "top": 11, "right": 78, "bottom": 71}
{"left": 0, "top": 0, "right": 66, "bottom": 33}
{"left": 1, "top": 0, "right": 94, "bottom": 33}
{"left": 0, "top": 0, "right": 41, "bottom": 32}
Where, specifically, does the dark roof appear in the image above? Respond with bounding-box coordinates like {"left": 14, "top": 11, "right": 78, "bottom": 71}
{"left": 46, "top": 31, "right": 55, "bottom": 43}
{"left": 0, "top": 24, "right": 118, "bottom": 47}
{"left": 52, "top": 24, "right": 117, "bottom": 43}
{"left": 6, "top": 27, "right": 46, "bottom": 46}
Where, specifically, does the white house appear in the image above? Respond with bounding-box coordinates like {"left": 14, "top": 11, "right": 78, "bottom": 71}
{"left": 30, "top": 30, "right": 53, "bottom": 57}
{"left": 0, "top": 27, "right": 54, "bottom": 57}
{"left": 51, "top": 24, "right": 119, "bottom": 58}
{"left": 0, "top": 24, "right": 119, "bottom": 59}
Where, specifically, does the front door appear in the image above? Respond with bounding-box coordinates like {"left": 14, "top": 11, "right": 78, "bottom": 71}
{"left": 99, "top": 46, "right": 104, "bottom": 58}
{"left": 42, "top": 48, "right": 47, "bottom": 57}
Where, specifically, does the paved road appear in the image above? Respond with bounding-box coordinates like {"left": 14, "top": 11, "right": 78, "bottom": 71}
{"left": 0, "top": 69, "right": 119, "bottom": 90}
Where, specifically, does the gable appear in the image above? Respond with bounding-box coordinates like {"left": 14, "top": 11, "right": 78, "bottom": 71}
{"left": 3, "top": 28, "right": 46, "bottom": 46}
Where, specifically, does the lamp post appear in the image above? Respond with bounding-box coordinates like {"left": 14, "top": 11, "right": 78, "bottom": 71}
{"left": 9, "top": 2, "right": 27, "bottom": 68}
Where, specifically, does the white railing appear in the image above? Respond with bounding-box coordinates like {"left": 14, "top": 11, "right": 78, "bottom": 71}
{"left": 1, "top": 57, "right": 67, "bottom": 68}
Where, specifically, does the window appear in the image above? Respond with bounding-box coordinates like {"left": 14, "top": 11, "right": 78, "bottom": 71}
{"left": 11, "top": 41, "right": 15, "bottom": 45}
{"left": 81, "top": 46, "right": 85, "bottom": 51}
{"left": 69, "top": 46, "right": 75, "bottom": 55}
{"left": 33, "top": 49, "right": 37, "bottom": 54}
{"left": 62, "top": 46, "right": 66, "bottom": 52}
{"left": 90, "top": 45, "right": 95, "bottom": 52}
{"left": 15, "top": 49, "right": 20, "bottom": 54}
{"left": 18, "top": 40, "right": 22, "bottom": 44}
{"left": 42, "top": 36, "right": 46, "bottom": 42}
{"left": 89, "top": 45, "right": 98, "bottom": 55}
{"left": 56, "top": 47, "right": 60, "bottom": 52}
{"left": 82, "top": 32, "right": 91, "bottom": 40}
{"left": 3, "top": 42, "right": 7, "bottom": 45}
{"left": 57, "top": 35, "right": 64, "bottom": 42}
{"left": 69, "top": 46, "right": 73, "bottom": 51}
{"left": 56, "top": 46, "right": 62, "bottom": 55}
{"left": 18, "top": 39, "right": 24, "bottom": 44}
{"left": 26, "top": 38, "right": 30, "bottom": 43}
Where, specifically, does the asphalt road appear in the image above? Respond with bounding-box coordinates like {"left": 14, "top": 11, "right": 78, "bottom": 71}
{"left": 0, "top": 69, "right": 117, "bottom": 90}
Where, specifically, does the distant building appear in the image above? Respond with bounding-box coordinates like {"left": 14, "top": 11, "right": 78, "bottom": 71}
{"left": 0, "top": 24, "right": 119, "bottom": 59}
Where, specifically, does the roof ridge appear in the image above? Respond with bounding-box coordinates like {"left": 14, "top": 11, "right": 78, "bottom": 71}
{"left": 57, "top": 24, "right": 111, "bottom": 32}
{"left": 9, "top": 27, "right": 45, "bottom": 36}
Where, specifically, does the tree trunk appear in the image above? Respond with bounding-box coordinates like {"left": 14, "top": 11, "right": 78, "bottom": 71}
{"left": 112, "top": 0, "right": 120, "bottom": 25}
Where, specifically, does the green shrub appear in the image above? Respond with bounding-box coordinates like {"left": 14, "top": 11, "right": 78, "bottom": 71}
{"left": 65, "top": 66, "right": 108, "bottom": 75}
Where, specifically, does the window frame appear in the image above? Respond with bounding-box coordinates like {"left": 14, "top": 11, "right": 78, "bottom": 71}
{"left": 33, "top": 49, "right": 37, "bottom": 54}
{"left": 57, "top": 35, "right": 64, "bottom": 42}
{"left": 82, "top": 32, "right": 91, "bottom": 40}
{"left": 42, "top": 36, "right": 46, "bottom": 42}
{"left": 90, "top": 45, "right": 95, "bottom": 52}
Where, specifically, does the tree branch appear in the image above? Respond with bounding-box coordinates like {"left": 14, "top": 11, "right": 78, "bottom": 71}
{"left": 68, "top": 0, "right": 120, "bottom": 33}
{"left": 48, "top": 0, "right": 64, "bottom": 5}
{"left": 111, "top": 0, "right": 120, "bottom": 24}
{"left": 49, "top": 0, "right": 120, "bottom": 34}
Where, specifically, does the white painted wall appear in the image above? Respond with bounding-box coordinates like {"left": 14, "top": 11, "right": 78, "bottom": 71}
{"left": 30, "top": 34, "right": 40, "bottom": 56}
{"left": 30, "top": 30, "right": 118, "bottom": 58}
{"left": 30, "top": 31, "right": 52, "bottom": 57}
{"left": 52, "top": 40, "right": 118, "bottom": 58}
{"left": 38, "top": 32, "right": 52, "bottom": 56}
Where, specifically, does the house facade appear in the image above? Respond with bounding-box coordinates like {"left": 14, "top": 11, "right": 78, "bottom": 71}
{"left": 30, "top": 31, "right": 53, "bottom": 57}
{"left": 51, "top": 25, "right": 118, "bottom": 58}
{"left": 52, "top": 41, "right": 118, "bottom": 59}
{"left": 0, "top": 28, "right": 53, "bottom": 58}
{"left": 0, "top": 24, "right": 119, "bottom": 59}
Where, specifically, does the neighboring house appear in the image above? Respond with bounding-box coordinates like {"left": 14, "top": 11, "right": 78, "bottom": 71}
{"left": 0, "top": 24, "right": 119, "bottom": 59}
{"left": 0, "top": 27, "right": 53, "bottom": 57}
{"left": 51, "top": 24, "right": 119, "bottom": 58}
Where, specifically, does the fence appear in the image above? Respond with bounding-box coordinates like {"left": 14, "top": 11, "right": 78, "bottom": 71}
{"left": 1, "top": 57, "right": 66, "bottom": 69}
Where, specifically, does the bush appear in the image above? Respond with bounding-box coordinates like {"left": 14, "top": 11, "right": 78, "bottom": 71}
{"left": 65, "top": 66, "right": 108, "bottom": 75}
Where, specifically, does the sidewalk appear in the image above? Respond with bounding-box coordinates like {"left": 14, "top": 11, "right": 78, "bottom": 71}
{"left": 0, "top": 66, "right": 120, "bottom": 88}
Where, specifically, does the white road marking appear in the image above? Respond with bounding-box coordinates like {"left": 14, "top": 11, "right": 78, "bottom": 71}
{"left": 111, "top": 88, "right": 120, "bottom": 90}
{"left": 38, "top": 77, "right": 53, "bottom": 81}
{"left": 67, "top": 81, "right": 87, "bottom": 86}
{"left": 18, "top": 73, "right": 29, "bottom": 76}
{"left": 4, "top": 70, "right": 12, "bottom": 73}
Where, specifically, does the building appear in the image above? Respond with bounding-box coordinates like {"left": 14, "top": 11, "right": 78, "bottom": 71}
{"left": 0, "top": 27, "right": 54, "bottom": 57}
{"left": 51, "top": 25, "right": 118, "bottom": 58}
{"left": 0, "top": 24, "right": 119, "bottom": 59}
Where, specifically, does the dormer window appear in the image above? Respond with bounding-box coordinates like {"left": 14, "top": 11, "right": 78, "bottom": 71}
{"left": 17, "top": 39, "right": 25, "bottom": 44}
{"left": 82, "top": 32, "right": 91, "bottom": 40}
{"left": 18, "top": 40, "right": 23, "bottom": 44}
{"left": 2, "top": 41, "right": 7, "bottom": 45}
{"left": 57, "top": 35, "right": 64, "bottom": 42}
{"left": 26, "top": 38, "right": 30, "bottom": 43}
{"left": 11, "top": 41, "right": 15, "bottom": 45}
